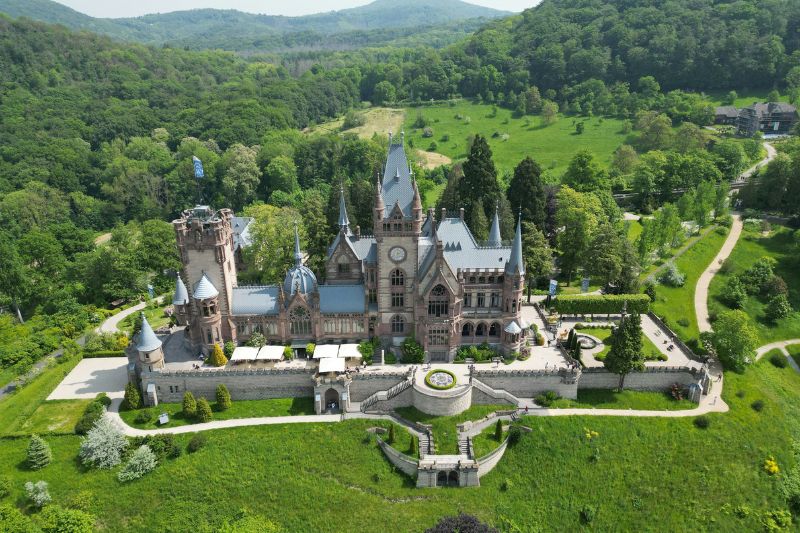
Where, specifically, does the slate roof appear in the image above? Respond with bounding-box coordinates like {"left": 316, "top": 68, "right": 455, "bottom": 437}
{"left": 319, "top": 285, "right": 366, "bottom": 313}
{"left": 436, "top": 218, "right": 511, "bottom": 271}
{"left": 136, "top": 313, "right": 162, "bottom": 352}
{"left": 506, "top": 216, "right": 525, "bottom": 275}
{"left": 488, "top": 209, "right": 502, "bottom": 247}
{"left": 382, "top": 142, "right": 414, "bottom": 217}
{"left": 232, "top": 216, "right": 253, "bottom": 250}
{"left": 193, "top": 273, "right": 219, "bottom": 300}
{"left": 715, "top": 106, "right": 738, "bottom": 118}
{"left": 231, "top": 286, "right": 280, "bottom": 316}
{"left": 172, "top": 276, "right": 189, "bottom": 305}
{"left": 328, "top": 233, "right": 377, "bottom": 263}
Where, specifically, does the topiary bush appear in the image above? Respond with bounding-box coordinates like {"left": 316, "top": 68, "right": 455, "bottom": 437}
{"left": 75, "top": 400, "right": 105, "bottom": 435}
{"left": 769, "top": 352, "right": 788, "bottom": 368}
{"left": 196, "top": 398, "right": 213, "bottom": 422}
{"left": 216, "top": 384, "right": 232, "bottom": 411}
{"left": 122, "top": 382, "right": 141, "bottom": 410}
{"left": 187, "top": 433, "right": 207, "bottom": 453}
{"left": 206, "top": 344, "right": 228, "bottom": 367}
{"left": 693, "top": 416, "right": 710, "bottom": 429}
{"left": 751, "top": 399, "right": 765, "bottom": 412}
{"left": 182, "top": 391, "right": 197, "bottom": 418}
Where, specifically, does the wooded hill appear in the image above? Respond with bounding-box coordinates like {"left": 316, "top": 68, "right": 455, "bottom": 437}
{"left": 0, "top": 0, "right": 509, "bottom": 53}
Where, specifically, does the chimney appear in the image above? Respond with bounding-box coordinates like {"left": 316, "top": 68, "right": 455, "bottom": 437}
{"left": 459, "top": 207, "right": 465, "bottom": 221}
{"left": 355, "top": 225, "right": 361, "bottom": 239}
{"left": 441, "top": 208, "right": 447, "bottom": 221}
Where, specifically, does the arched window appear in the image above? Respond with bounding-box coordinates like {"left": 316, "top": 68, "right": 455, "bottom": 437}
{"left": 461, "top": 322, "right": 474, "bottom": 336}
{"left": 476, "top": 323, "right": 487, "bottom": 336}
{"left": 428, "top": 284, "right": 449, "bottom": 317}
{"left": 290, "top": 306, "right": 311, "bottom": 336}
{"left": 489, "top": 322, "right": 501, "bottom": 337}
{"left": 391, "top": 315, "right": 405, "bottom": 334}
{"left": 391, "top": 269, "right": 405, "bottom": 286}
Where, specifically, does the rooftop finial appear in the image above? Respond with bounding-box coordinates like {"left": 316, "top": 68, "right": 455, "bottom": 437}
{"left": 338, "top": 183, "right": 350, "bottom": 233}
{"left": 293, "top": 222, "right": 302, "bottom": 266}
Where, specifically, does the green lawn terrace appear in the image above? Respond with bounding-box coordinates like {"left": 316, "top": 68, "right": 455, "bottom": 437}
{"left": 402, "top": 102, "right": 632, "bottom": 176}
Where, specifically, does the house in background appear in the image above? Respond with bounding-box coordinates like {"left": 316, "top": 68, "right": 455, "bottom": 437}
{"left": 714, "top": 106, "right": 739, "bottom": 125}
{"left": 736, "top": 102, "right": 798, "bottom": 136}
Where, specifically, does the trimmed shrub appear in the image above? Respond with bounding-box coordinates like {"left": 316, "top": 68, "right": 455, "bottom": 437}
{"left": 75, "top": 401, "right": 105, "bottom": 435}
{"left": 36, "top": 505, "right": 94, "bottom": 533}
{"left": 182, "top": 391, "right": 197, "bottom": 418}
{"left": 123, "top": 382, "right": 141, "bottom": 410}
{"left": 94, "top": 393, "right": 111, "bottom": 407}
{"left": 283, "top": 345, "right": 293, "bottom": 360}
{"left": 751, "top": 399, "right": 765, "bottom": 412}
{"left": 117, "top": 445, "right": 157, "bottom": 483}
{"left": 494, "top": 420, "right": 503, "bottom": 441}
{"left": 206, "top": 344, "right": 228, "bottom": 367}
{"left": 134, "top": 410, "right": 154, "bottom": 424}
{"left": 553, "top": 294, "right": 650, "bottom": 315}
{"left": 132, "top": 435, "right": 180, "bottom": 460}
{"left": 766, "top": 294, "right": 792, "bottom": 322}
{"left": 26, "top": 435, "right": 52, "bottom": 470}
{"left": 187, "top": 433, "right": 207, "bottom": 453}
{"left": 223, "top": 341, "right": 236, "bottom": 357}
{"left": 196, "top": 398, "right": 213, "bottom": 423}
{"left": 693, "top": 416, "right": 710, "bottom": 429}
{"left": 305, "top": 343, "right": 316, "bottom": 357}
{"left": 508, "top": 425, "right": 521, "bottom": 446}
{"left": 388, "top": 424, "right": 395, "bottom": 444}
{"left": 216, "top": 384, "right": 232, "bottom": 411}
{"left": 770, "top": 352, "right": 788, "bottom": 368}
{"left": 535, "top": 391, "right": 560, "bottom": 407}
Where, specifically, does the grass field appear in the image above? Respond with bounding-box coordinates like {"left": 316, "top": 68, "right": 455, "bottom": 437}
{"left": 706, "top": 90, "right": 776, "bottom": 109}
{"left": 650, "top": 226, "right": 730, "bottom": 344}
{"left": 118, "top": 303, "right": 171, "bottom": 335}
{"left": 708, "top": 225, "right": 800, "bottom": 345}
{"left": 550, "top": 389, "right": 695, "bottom": 410}
{"left": 119, "top": 397, "right": 316, "bottom": 429}
{"left": 0, "top": 357, "right": 797, "bottom": 530}
{"left": 403, "top": 102, "right": 632, "bottom": 176}
{"left": 576, "top": 328, "right": 665, "bottom": 362}
{"left": 16, "top": 399, "right": 91, "bottom": 436}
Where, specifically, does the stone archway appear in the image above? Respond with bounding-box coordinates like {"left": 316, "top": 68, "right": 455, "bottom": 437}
{"left": 324, "top": 388, "right": 340, "bottom": 413}
{"left": 437, "top": 471, "right": 447, "bottom": 487}
{"left": 447, "top": 471, "right": 459, "bottom": 487}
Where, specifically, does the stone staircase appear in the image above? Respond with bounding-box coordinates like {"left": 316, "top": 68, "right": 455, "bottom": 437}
{"left": 457, "top": 435, "right": 473, "bottom": 458}
{"left": 360, "top": 377, "right": 413, "bottom": 413}
{"left": 419, "top": 431, "right": 434, "bottom": 457}
{"left": 471, "top": 378, "right": 521, "bottom": 407}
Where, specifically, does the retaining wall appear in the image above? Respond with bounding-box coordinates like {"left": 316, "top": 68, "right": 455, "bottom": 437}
{"left": 412, "top": 384, "right": 473, "bottom": 416}
{"left": 349, "top": 373, "right": 407, "bottom": 401}
{"left": 474, "top": 370, "right": 579, "bottom": 400}
{"left": 377, "top": 437, "right": 419, "bottom": 478}
{"left": 368, "top": 387, "right": 414, "bottom": 411}
{"left": 477, "top": 436, "right": 510, "bottom": 478}
{"left": 580, "top": 367, "right": 701, "bottom": 391}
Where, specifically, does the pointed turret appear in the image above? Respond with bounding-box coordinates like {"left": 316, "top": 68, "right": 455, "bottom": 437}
{"left": 488, "top": 203, "right": 502, "bottom": 247}
{"left": 136, "top": 313, "right": 162, "bottom": 353}
{"left": 293, "top": 223, "right": 303, "bottom": 266}
{"left": 505, "top": 212, "right": 525, "bottom": 275}
{"left": 374, "top": 172, "right": 385, "bottom": 221}
{"left": 412, "top": 178, "right": 423, "bottom": 211}
{"left": 193, "top": 272, "right": 219, "bottom": 300}
{"left": 172, "top": 275, "right": 189, "bottom": 306}
{"left": 337, "top": 185, "right": 351, "bottom": 234}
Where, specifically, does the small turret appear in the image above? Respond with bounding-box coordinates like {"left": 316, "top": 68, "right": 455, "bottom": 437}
{"left": 337, "top": 185, "right": 351, "bottom": 235}
{"left": 136, "top": 313, "right": 164, "bottom": 370}
{"left": 505, "top": 212, "right": 525, "bottom": 275}
{"left": 374, "top": 172, "right": 385, "bottom": 225}
{"left": 488, "top": 204, "right": 502, "bottom": 247}
{"left": 172, "top": 275, "right": 189, "bottom": 326}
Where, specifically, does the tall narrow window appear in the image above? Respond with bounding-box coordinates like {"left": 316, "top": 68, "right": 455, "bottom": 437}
{"left": 391, "top": 269, "right": 405, "bottom": 286}
{"left": 290, "top": 306, "right": 312, "bottom": 336}
{"left": 391, "top": 315, "right": 405, "bottom": 334}
{"left": 477, "top": 293, "right": 486, "bottom": 308}
{"left": 428, "top": 284, "right": 449, "bottom": 317}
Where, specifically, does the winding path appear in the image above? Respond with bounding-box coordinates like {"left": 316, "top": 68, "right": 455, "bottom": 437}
{"left": 695, "top": 214, "right": 743, "bottom": 333}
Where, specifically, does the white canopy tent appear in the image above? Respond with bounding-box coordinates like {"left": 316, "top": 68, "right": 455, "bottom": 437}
{"left": 313, "top": 344, "right": 340, "bottom": 359}
{"left": 257, "top": 345, "right": 284, "bottom": 361}
{"left": 318, "top": 357, "right": 346, "bottom": 373}
{"left": 230, "top": 346, "right": 259, "bottom": 362}
{"left": 337, "top": 344, "right": 362, "bottom": 359}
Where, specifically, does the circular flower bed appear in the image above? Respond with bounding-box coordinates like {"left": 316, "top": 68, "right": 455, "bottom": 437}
{"left": 425, "top": 369, "right": 457, "bottom": 390}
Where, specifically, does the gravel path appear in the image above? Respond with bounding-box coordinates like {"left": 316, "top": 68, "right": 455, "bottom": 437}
{"left": 695, "top": 214, "right": 743, "bottom": 334}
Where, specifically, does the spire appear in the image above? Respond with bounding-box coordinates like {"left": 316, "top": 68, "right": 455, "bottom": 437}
{"left": 411, "top": 178, "right": 422, "bottom": 211}
{"left": 374, "top": 172, "right": 384, "bottom": 214}
{"left": 337, "top": 185, "right": 350, "bottom": 233}
{"left": 172, "top": 275, "right": 189, "bottom": 306}
{"left": 136, "top": 312, "right": 162, "bottom": 353}
{"left": 505, "top": 211, "right": 525, "bottom": 275}
{"left": 488, "top": 203, "right": 502, "bottom": 247}
{"left": 293, "top": 223, "right": 302, "bottom": 266}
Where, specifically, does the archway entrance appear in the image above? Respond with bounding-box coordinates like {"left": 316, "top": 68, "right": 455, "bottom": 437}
{"left": 448, "top": 471, "right": 459, "bottom": 487}
{"left": 437, "top": 471, "right": 447, "bottom": 486}
{"left": 435, "top": 470, "right": 460, "bottom": 487}
{"left": 324, "top": 388, "right": 340, "bottom": 413}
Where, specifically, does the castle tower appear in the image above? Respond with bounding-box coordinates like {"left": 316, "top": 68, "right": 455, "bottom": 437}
{"left": 136, "top": 313, "right": 164, "bottom": 371}
{"left": 502, "top": 213, "right": 525, "bottom": 355}
{"left": 173, "top": 205, "right": 237, "bottom": 344}
{"left": 192, "top": 272, "right": 223, "bottom": 349}
{"left": 172, "top": 275, "right": 190, "bottom": 327}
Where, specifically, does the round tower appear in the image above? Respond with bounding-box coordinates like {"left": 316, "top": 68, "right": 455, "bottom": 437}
{"left": 192, "top": 272, "right": 223, "bottom": 350}
{"left": 172, "top": 275, "right": 190, "bottom": 327}
{"left": 137, "top": 313, "right": 164, "bottom": 371}
{"left": 502, "top": 214, "right": 526, "bottom": 355}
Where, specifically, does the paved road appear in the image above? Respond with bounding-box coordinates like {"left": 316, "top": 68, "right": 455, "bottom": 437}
{"left": 98, "top": 301, "right": 148, "bottom": 334}
{"left": 695, "top": 214, "right": 743, "bottom": 334}
{"left": 733, "top": 141, "right": 777, "bottom": 184}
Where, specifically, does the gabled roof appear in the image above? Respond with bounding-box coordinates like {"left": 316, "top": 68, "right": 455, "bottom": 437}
{"left": 436, "top": 218, "right": 511, "bottom": 271}
{"left": 136, "top": 313, "right": 162, "bottom": 352}
{"left": 715, "top": 106, "right": 738, "bottom": 118}
{"left": 231, "top": 286, "right": 280, "bottom": 316}
{"left": 172, "top": 276, "right": 189, "bottom": 305}
{"left": 193, "top": 273, "right": 219, "bottom": 300}
{"left": 328, "top": 233, "right": 377, "bottom": 264}
{"left": 232, "top": 216, "right": 253, "bottom": 250}
{"left": 381, "top": 142, "right": 414, "bottom": 217}
{"left": 319, "top": 285, "right": 366, "bottom": 313}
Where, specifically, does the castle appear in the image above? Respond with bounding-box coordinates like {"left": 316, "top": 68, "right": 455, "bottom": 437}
{"left": 169, "top": 134, "right": 527, "bottom": 362}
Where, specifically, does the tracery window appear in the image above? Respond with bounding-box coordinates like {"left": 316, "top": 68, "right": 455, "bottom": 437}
{"left": 428, "top": 284, "right": 449, "bottom": 317}
{"left": 290, "top": 306, "right": 311, "bottom": 336}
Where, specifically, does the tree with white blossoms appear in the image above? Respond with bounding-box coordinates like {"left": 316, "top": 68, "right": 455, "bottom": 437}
{"left": 25, "top": 480, "right": 51, "bottom": 508}
{"left": 118, "top": 445, "right": 157, "bottom": 482}
{"left": 79, "top": 416, "right": 128, "bottom": 469}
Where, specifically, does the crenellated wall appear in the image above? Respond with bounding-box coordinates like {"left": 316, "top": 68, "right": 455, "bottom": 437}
{"left": 474, "top": 369, "right": 579, "bottom": 399}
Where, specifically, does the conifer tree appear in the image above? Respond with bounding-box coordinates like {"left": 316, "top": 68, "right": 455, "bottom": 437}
{"left": 123, "top": 382, "right": 141, "bottom": 410}
{"left": 182, "top": 391, "right": 197, "bottom": 418}
{"left": 27, "top": 435, "right": 52, "bottom": 470}
{"left": 196, "top": 398, "right": 213, "bottom": 423}
{"left": 388, "top": 424, "right": 395, "bottom": 444}
{"left": 216, "top": 384, "right": 232, "bottom": 411}
{"left": 495, "top": 420, "right": 503, "bottom": 441}
{"left": 604, "top": 311, "right": 644, "bottom": 389}
{"left": 207, "top": 344, "right": 228, "bottom": 367}
{"left": 459, "top": 135, "right": 499, "bottom": 224}
{"left": 469, "top": 198, "right": 489, "bottom": 240}
{"left": 507, "top": 157, "right": 546, "bottom": 229}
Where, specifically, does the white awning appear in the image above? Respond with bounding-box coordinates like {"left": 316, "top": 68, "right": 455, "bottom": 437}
{"left": 231, "top": 346, "right": 259, "bottom": 361}
{"left": 257, "top": 345, "right": 284, "bottom": 361}
{"left": 337, "top": 344, "right": 362, "bottom": 359}
{"left": 313, "top": 344, "right": 340, "bottom": 359}
{"left": 318, "top": 357, "right": 346, "bottom": 373}
{"left": 504, "top": 321, "right": 522, "bottom": 334}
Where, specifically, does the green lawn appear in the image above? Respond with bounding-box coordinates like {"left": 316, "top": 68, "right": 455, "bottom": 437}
{"left": 118, "top": 302, "right": 171, "bottom": 335}
{"left": 787, "top": 345, "right": 800, "bottom": 368}
{"left": 15, "top": 399, "right": 91, "bottom": 436}
{"left": 471, "top": 425, "right": 505, "bottom": 459}
{"left": 403, "top": 103, "right": 632, "bottom": 176}
{"left": 709, "top": 225, "right": 800, "bottom": 345}
{"left": 550, "top": 389, "right": 695, "bottom": 410}
{"left": 650, "top": 226, "right": 730, "bottom": 344}
{"left": 706, "top": 89, "right": 775, "bottom": 109}
{"left": 0, "top": 358, "right": 797, "bottom": 530}
{"left": 119, "top": 397, "right": 316, "bottom": 429}
{"left": 395, "top": 404, "right": 512, "bottom": 455}
{"left": 576, "top": 328, "right": 665, "bottom": 362}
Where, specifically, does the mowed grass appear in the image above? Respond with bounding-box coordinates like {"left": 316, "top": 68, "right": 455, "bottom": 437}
{"left": 395, "top": 404, "right": 513, "bottom": 455}
{"left": 403, "top": 102, "right": 632, "bottom": 176}
{"left": 16, "top": 400, "right": 91, "bottom": 436}
{"left": 576, "top": 328, "right": 665, "bottom": 362}
{"left": 119, "top": 397, "right": 316, "bottom": 429}
{"left": 549, "top": 389, "right": 695, "bottom": 410}
{"left": 787, "top": 345, "right": 800, "bottom": 367}
{"left": 1, "top": 359, "right": 796, "bottom": 530}
{"left": 118, "top": 303, "right": 170, "bottom": 335}
{"left": 650, "top": 226, "right": 730, "bottom": 343}
{"left": 709, "top": 225, "right": 800, "bottom": 345}
{"left": 305, "top": 106, "right": 406, "bottom": 138}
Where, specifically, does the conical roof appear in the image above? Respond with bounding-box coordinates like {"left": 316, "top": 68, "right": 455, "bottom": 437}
{"left": 136, "top": 313, "right": 162, "bottom": 352}
{"left": 505, "top": 214, "right": 525, "bottom": 275}
{"left": 488, "top": 205, "right": 502, "bottom": 247}
{"left": 193, "top": 272, "right": 219, "bottom": 300}
{"left": 285, "top": 225, "right": 317, "bottom": 297}
{"left": 172, "top": 275, "right": 189, "bottom": 305}
{"left": 338, "top": 186, "right": 350, "bottom": 231}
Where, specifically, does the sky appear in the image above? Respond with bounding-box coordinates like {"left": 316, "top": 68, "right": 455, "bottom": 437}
{"left": 54, "top": 0, "right": 534, "bottom": 19}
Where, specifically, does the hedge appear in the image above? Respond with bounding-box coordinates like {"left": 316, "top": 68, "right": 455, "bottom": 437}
{"left": 553, "top": 294, "right": 650, "bottom": 315}
{"left": 82, "top": 350, "right": 126, "bottom": 358}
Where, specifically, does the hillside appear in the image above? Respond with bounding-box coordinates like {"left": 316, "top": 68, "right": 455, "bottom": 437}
{"left": 0, "top": 0, "right": 510, "bottom": 52}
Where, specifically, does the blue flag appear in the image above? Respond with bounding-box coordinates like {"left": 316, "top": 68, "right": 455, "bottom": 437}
{"left": 581, "top": 278, "right": 590, "bottom": 293}
{"left": 192, "top": 156, "right": 205, "bottom": 179}
{"left": 549, "top": 279, "right": 558, "bottom": 296}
